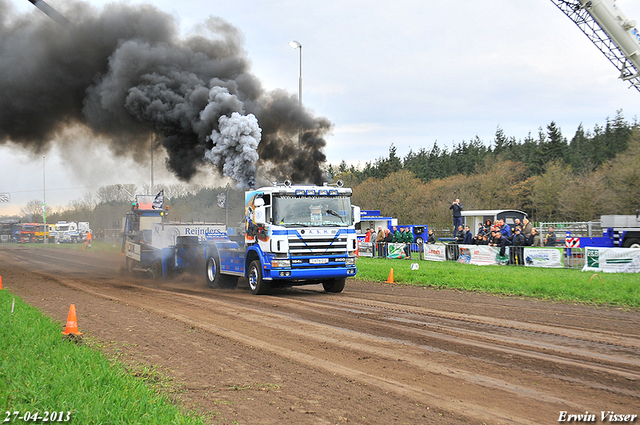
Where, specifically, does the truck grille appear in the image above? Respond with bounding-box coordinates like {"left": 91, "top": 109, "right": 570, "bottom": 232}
{"left": 288, "top": 236, "right": 348, "bottom": 256}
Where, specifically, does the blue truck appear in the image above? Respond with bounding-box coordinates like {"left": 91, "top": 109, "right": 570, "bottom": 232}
{"left": 357, "top": 210, "right": 428, "bottom": 243}
{"left": 574, "top": 214, "right": 640, "bottom": 248}
{"left": 122, "top": 182, "right": 360, "bottom": 294}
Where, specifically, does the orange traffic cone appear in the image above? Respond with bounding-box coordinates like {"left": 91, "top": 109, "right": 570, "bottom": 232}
{"left": 386, "top": 268, "right": 394, "bottom": 284}
{"left": 0, "top": 275, "right": 3, "bottom": 290}
{"left": 62, "top": 304, "right": 82, "bottom": 335}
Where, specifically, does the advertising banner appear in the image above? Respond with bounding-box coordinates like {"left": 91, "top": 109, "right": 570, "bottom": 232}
{"left": 458, "top": 245, "right": 503, "bottom": 266}
{"left": 523, "top": 248, "right": 564, "bottom": 268}
{"left": 423, "top": 243, "right": 447, "bottom": 262}
{"left": 582, "top": 248, "right": 640, "bottom": 273}
{"left": 387, "top": 243, "right": 407, "bottom": 259}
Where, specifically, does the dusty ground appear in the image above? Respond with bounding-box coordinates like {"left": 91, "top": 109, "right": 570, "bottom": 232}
{"left": 1, "top": 245, "right": 639, "bottom": 425}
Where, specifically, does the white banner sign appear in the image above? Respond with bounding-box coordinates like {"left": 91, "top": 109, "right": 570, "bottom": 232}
{"left": 458, "top": 245, "right": 504, "bottom": 266}
{"left": 423, "top": 243, "right": 447, "bottom": 262}
{"left": 582, "top": 248, "right": 640, "bottom": 273}
{"left": 523, "top": 248, "right": 564, "bottom": 268}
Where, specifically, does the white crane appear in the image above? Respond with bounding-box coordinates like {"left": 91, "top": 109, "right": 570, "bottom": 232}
{"left": 551, "top": 0, "right": 640, "bottom": 91}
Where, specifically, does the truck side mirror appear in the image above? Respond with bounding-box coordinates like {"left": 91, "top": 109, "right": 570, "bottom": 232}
{"left": 352, "top": 205, "right": 361, "bottom": 224}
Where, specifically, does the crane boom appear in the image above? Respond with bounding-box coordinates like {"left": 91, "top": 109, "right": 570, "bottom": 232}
{"left": 550, "top": 0, "right": 640, "bottom": 92}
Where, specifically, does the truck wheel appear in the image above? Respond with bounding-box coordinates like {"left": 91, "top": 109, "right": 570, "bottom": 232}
{"left": 623, "top": 238, "right": 640, "bottom": 249}
{"left": 248, "top": 260, "right": 269, "bottom": 295}
{"left": 323, "top": 278, "right": 346, "bottom": 293}
{"left": 206, "top": 255, "right": 221, "bottom": 289}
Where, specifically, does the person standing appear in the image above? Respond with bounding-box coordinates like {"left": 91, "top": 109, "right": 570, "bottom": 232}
{"left": 522, "top": 218, "right": 533, "bottom": 239}
{"left": 403, "top": 227, "right": 413, "bottom": 259}
{"left": 375, "top": 226, "right": 385, "bottom": 257}
{"left": 427, "top": 229, "right": 436, "bottom": 244}
{"left": 463, "top": 226, "right": 473, "bottom": 245}
{"left": 449, "top": 199, "right": 463, "bottom": 236}
{"left": 545, "top": 226, "right": 557, "bottom": 247}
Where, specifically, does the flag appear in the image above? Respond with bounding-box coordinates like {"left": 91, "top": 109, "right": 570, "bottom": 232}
{"left": 152, "top": 190, "right": 164, "bottom": 209}
{"left": 217, "top": 191, "right": 227, "bottom": 209}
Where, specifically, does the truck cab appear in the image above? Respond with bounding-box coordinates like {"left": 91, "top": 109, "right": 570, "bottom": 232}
{"left": 206, "top": 181, "right": 360, "bottom": 295}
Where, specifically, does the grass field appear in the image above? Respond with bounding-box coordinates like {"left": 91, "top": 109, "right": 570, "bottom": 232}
{"left": 0, "top": 290, "right": 207, "bottom": 424}
{"left": 356, "top": 257, "right": 640, "bottom": 308}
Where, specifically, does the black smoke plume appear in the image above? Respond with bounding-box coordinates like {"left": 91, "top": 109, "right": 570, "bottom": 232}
{"left": 0, "top": 0, "right": 331, "bottom": 188}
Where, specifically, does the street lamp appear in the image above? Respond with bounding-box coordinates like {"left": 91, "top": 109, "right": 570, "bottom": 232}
{"left": 42, "top": 154, "right": 47, "bottom": 244}
{"left": 289, "top": 40, "right": 302, "bottom": 107}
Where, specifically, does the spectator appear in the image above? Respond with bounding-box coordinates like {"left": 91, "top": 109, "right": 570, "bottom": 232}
{"left": 499, "top": 219, "right": 512, "bottom": 238}
{"left": 511, "top": 227, "right": 526, "bottom": 265}
{"left": 463, "top": 225, "right": 473, "bottom": 244}
{"left": 376, "top": 226, "right": 385, "bottom": 257}
{"left": 483, "top": 219, "right": 493, "bottom": 234}
{"left": 455, "top": 225, "right": 465, "bottom": 244}
{"left": 476, "top": 223, "right": 485, "bottom": 236}
{"left": 522, "top": 218, "right": 533, "bottom": 238}
{"left": 514, "top": 218, "right": 521, "bottom": 231}
{"left": 364, "top": 228, "right": 371, "bottom": 243}
{"left": 489, "top": 231, "right": 507, "bottom": 257}
{"left": 545, "top": 226, "right": 557, "bottom": 247}
{"left": 392, "top": 226, "right": 402, "bottom": 243}
{"left": 403, "top": 227, "right": 413, "bottom": 259}
{"left": 512, "top": 227, "right": 526, "bottom": 246}
{"left": 427, "top": 229, "right": 436, "bottom": 244}
{"left": 527, "top": 227, "right": 540, "bottom": 246}
{"left": 449, "top": 199, "right": 463, "bottom": 236}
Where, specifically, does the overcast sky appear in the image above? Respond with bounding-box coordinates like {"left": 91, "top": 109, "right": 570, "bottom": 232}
{"left": 2, "top": 0, "right": 640, "bottom": 215}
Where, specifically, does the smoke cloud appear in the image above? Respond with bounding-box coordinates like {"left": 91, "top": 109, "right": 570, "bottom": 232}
{"left": 0, "top": 0, "right": 331, "bottom": 188}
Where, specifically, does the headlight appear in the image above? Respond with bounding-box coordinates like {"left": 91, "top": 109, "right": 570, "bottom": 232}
{"left": 271, "top": 259, "right": 291, "bottom": 268}
{"left": 345, "top": 257, "right": 356, "bottom": 265}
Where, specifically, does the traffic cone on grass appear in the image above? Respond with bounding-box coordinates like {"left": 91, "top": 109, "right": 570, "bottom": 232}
{"left": 62, "top": 304, "right": 82, "bottom": 336}
{"left": 0, "top": 275, "right": 3, "bottom": 290}
{"left": 386, "top": 268, "right": 394, "bottom": 284}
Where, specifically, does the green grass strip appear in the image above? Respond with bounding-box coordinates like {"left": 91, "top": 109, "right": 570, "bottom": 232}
{"left": 0, "top": 290, "right": 207, "bottom": 425}
{"left": 356, "top": 257, "right": 640, "bottom": 308}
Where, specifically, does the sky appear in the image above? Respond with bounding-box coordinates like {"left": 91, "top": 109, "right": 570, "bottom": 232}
{"left": 1, "top": 0, "right": 640, "bottom": 216}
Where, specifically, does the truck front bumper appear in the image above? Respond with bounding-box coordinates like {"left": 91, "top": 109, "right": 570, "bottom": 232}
{"left": 263, "top": 266, "right": 357, "bottom": 281}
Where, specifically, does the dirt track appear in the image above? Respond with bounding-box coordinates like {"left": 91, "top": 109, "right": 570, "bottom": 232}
{"left": 1, "top": 245, "right": 639, "bottom": 424}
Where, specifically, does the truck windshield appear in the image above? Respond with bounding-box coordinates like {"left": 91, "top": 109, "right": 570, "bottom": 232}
{"left": 273, "top": 196, "right": 352, "bottom": 227}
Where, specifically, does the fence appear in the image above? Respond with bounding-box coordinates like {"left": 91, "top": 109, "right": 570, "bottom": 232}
{"left": 358, "top": 241, "right": 587, "bottom": 269}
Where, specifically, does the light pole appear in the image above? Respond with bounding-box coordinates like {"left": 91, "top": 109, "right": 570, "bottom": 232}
{"left": 288, "top": 40, "right": 302, "bottom": 107}
{"left": 42, "top": 154, "right": 47, "bottom": 244}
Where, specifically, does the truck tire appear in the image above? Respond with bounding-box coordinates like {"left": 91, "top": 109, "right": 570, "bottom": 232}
{"left": 623, "top": 238, "right": 640, "bottom": 249}
{"left": 248, "top": 260, "right": 269, "bottom": 295}
{"left": 205, "top": 255, "right": 222, "bottom": 289}
{"left": 323, "top": 278, "right": 346, "bottom": 293}
{"left": 205, "top": 251, "right": 238, "bottom": 289}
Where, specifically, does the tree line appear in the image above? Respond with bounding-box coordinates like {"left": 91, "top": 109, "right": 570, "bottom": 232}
{"left": 331, "top": 110, "right": 639, "bottom": 233}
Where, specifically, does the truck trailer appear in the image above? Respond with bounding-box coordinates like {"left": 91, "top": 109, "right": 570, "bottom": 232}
{"left": 576, "top": 213, "right": 640, "bottom": 248}
{"left": 122, "top": 181, "right": 360, "bottom": 294}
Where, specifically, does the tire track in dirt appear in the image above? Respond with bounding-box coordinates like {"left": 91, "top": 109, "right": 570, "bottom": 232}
{"left": 51, "top": 273, "right": 640, "bottom": 424}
